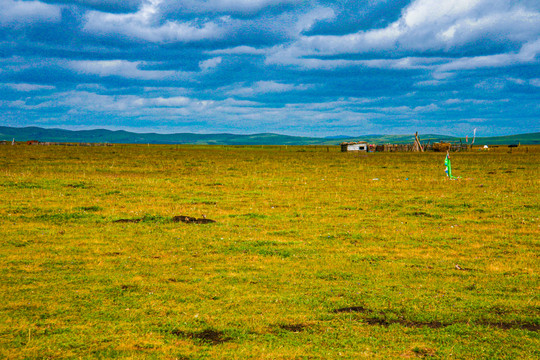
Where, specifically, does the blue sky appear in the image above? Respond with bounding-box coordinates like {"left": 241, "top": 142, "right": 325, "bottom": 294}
{"left": 1, "top": 0, "right": 539, "bottom": 136}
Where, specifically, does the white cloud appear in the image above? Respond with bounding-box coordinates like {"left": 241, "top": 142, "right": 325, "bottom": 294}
{"left": 397, "top": 0, "right": 539, "bottom": 50}
{"left": 474, "top": 79, "right": 506, "bottom": 91}
{"left": 294, "top": 7, "right": 335, "bottom": 35}
{"left": 293, "top": 23, "right": 401, "bottom": 56}
{"left": 174, "top": 0, "right": 297, "bottom": 13}
{"left": 265, "top": 48, "right": 359, "bottom": 69}
{"left": 143, "top": 86, "right": 189, "bottom": 92}
{"left": 437, "top": 39, "right": 540, "bottom": 71}
{"left": 2, "top": 83, "right": 55, "bottom": 91}
{"left": 444, "top": 98, "right": 462, "bottom": 105}
{"left": 83, "top": 0, "right": 226, "bottom": 42}
{"left": 529, "top": 78, "right": 540, "bottom": 87}
{"left": 413, "top": 104, "right": 439, "bottom": 112}
{"left": 199, "top": 57, "right": 222, "bottom": 71}
{"left": 225, "top": 81, "right": 310, "bottom": 97}
{"left": 0, "top": 0, "right": 61, "bottom": 25}
{"left": 266, "top": 0, "right": 540, "bottom": 70}
{"left": 438, "top": 54, "right": 516, "bottom": 71}
{"left": 148, "top": 96, "right": 191, "bottom": 107}
{"left": 435, "top": 8, "right": 540, "bottom": 46}
{"left": 7, "top": 89, "right": 381, "bottom": 134}
{"left": 8, "top": 91, "right": 195, "bottom": 113}
{"left": 220, "top": 98, "right": 261, "bottom": 106}
{"left": 68, "top": 60, "right": 191, "bottom": 80}
{"left": 282, "top": 97, "right": 383, "bottom": 113}
{"left": 266, "top": 47, "right": 449, "bottom": 70}
{"left": 75, "top": 83, "right": 107, "bottom": 91}
{"left": 208, "top": 46, "right": 267, "bottom": 55}
{"left": 444, "top": 98, "right": 509, "bottom": 105}
{"left": 41, "top": 91, "right": 149, "bottom": 113}
{"left": 415, "top": 80, "right": 445, "bottom": 87}
{"left": 507, "top": 77, "right": 526, "bottom": 85}
{"left": 268, "top": 37, "right": 540, "bottom": 72}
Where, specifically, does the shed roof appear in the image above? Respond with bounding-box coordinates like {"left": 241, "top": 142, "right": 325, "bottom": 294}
{"left": 340, "top": 141, "right": 368, "bottom": 145}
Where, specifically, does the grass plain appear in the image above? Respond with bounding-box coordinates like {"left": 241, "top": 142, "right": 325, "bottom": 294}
{"left": 0, "top": 144, "right": 538, "bottom": 359}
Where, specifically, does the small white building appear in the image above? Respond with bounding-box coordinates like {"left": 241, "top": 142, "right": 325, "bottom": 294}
{"left": 341, "top": 141, "right": 368, "bottom": 152}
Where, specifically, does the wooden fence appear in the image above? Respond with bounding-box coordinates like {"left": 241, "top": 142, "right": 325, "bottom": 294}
{"left": 374, "top": 142, "right": 470, "bottom": 152}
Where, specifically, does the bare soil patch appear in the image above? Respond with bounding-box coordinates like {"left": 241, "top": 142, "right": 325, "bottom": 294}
{"left": 172, "top": 328, "right": 231, "bottom": 345}
{"left": 333, "top": 306, "right": 370, "bottom": 313}
{"left": 113, "top": 218, "right": 142, "bottom": 223}
{"left": 172, "top": 215, "right": 216, "bottom": 224}
{"left": 277, "top": 323, "right": 308, "bottom": 332}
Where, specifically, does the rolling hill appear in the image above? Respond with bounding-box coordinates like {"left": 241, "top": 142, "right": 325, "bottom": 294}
{"left": 1, "top": 126, "right": 538, "bottom": 145}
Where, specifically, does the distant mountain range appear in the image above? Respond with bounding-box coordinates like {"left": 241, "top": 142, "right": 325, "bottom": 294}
{"left": 1, "top": 126, "right": 538, "bottom": 145}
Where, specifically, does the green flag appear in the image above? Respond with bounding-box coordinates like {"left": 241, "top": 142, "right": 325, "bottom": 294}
{"left": 444, "top": 153, "right": 459, "bottom": 179}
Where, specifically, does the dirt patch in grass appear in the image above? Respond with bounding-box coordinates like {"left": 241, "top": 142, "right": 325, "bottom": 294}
{"left": 172, "top": 215, "right": 216, "bottom": 224}
{"left": 76, "top": 206, "right": 102, "bottom": 212}
{"left": 113, "top": 218, "right": 142, "bottom": 223}
{"left": 112, "top": 215, "right": 207, "bottom": 223}
{"left": 277, "top": 323, "right": 308, "bottom": 332}
{"left": 479, "top": 321, "right": 539, "bottom": 332}
{"left": 65, "top": 182, "right": 92, "bottom": 189}
{"left": 409, "top": 212, "right": 441, "bottom": 219}
{"left": 172, "top": 328, "right": 231, "bottom": 345}
{"left": 401, "top": 347, "right": 437, "bottom": 358}
{"left": 120, "top": 284, "right": 138, "bottom": 291}
{"left": 360, "top": 316, "right": 538, "bottom": 331}
{"left": 333, "top": 306, "right": 370, "bottom": 313}
{"left": 364, "top": 317, "right": 446, "bottom": 329}
{"left": 332, "top": 306, "right": 539, "bottom": 332}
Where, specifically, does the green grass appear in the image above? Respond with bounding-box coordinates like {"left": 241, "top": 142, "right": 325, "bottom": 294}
{"left": 0, "top": 144, "right": 538, "bottom": 359}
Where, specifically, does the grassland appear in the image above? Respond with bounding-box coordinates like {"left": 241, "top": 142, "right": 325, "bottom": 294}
{"left": 0, "top": 144, "right": 538, "bottom": 359}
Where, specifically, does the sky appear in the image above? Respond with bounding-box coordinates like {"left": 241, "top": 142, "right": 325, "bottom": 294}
{"left": 1, "top": 0, "right": 539, "bottom": 137}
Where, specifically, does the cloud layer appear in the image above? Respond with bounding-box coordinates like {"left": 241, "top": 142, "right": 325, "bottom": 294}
{"left": 1, "top": 0, "right": 539, "bottom": 136}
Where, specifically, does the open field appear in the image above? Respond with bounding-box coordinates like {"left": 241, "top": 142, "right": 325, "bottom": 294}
{"left": 0, "top": 144, "right": 538, "bottom": 359}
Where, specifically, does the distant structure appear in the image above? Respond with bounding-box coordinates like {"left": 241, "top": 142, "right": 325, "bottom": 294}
{"left": 26, "top": 140, "right": 39, "bottom": 145}
{"left": 432, "top": 142, "right": 451, "bottom": 152}
{"left": 412, "top": 132, "right": 424, "bottom": 152}
{"left": 341, "top": 141, "right": 369, "bottom": 152}
{"left": 340, "top": 132, "right": 470, "bottom": 153}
